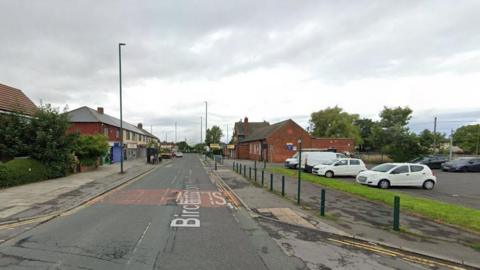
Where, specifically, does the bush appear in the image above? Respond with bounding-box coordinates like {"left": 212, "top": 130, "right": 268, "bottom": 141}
{"left": 0, "top": 158, "right": 48, "bottom": 188}
{"left": 74, "top": 134, "right": 109, "bottom": 166}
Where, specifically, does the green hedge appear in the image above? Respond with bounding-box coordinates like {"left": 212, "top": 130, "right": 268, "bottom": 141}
{"left": 0, "top": 158, "right": 48, "bottom": 188}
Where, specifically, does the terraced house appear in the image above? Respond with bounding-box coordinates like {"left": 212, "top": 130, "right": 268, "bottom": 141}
{"left": 67, "top": 106, "right": 159, "bottom": 163}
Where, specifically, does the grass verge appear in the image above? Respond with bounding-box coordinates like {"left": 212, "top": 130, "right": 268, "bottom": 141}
{"left": 267, "top": 167, "right": 480, "bottom": 233}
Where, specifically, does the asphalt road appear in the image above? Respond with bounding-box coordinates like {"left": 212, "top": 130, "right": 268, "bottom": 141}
{"left": 0, "top": 154, "right": 303, "bottom": 270}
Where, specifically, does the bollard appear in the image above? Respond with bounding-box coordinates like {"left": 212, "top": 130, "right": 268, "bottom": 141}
{"left": 215, "top": 160, "right": 217, "bottom": 170}
{"left": 240, "top": 164, "right": 242, "bottom": 174}
{"left": 393, "top": 196, "right": 400, "bottom": 231}
{"left": 254, "top": 168, "right": 257, "bottom": 182}
{"left": 261, "top": 170, "right": 265, "bottom": 187}
{"left": 281, "top": 176, "right": 285, "bottom": 196}
{"left": 236, "top": 163, "right": 239, "bottom": 173}
{"left": 270, "top": 174, "right": 273, "bottom": 192}
{"left": 249, "top": 167, "right": 252, "bottom": 180}
{"left": 243, "top": 165, "right": 246, "bottom": 177}
{"left": 320, "top": 189, "right": 326, "bottom": 216}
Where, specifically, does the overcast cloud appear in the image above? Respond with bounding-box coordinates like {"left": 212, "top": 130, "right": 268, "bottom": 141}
{"left": 1, "top": 0, "right": 480, "bottom": 143}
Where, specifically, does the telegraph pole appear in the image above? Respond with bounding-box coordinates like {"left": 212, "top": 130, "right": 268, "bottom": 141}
{"left": 175, "top": 122, "right": 177, "bottom": 143}
{"left": 226, "top": 124, "right": 229, "bottom": 144}
{"left": 449, "top": 129, "right": 453, "bottom": 161}
{"left": 118, "top": 42, "right": 126, "bottom": 174}
{"left": 200, "top": 116, "right": 203, "bottom": 144}
{"left": 433, "top": 117, "right": 437, "bottom": 154}
{"left": 205, "top": 101, "right": 208, "bottom": 143}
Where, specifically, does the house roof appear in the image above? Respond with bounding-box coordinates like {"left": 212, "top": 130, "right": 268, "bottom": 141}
{"left": 67, "top": 106, "right": 154, "bottom": 137}
{"left": 0, "top": 83, "right": 37, "bottom": 116}
{"left": 138, "top": 128, "right": 159, "bottom": 141}
{"left": 234, "top": 121, "right": 270, "bottom": 136}
{"left": 241, "top": 119, "right": 292, "bottom": 142}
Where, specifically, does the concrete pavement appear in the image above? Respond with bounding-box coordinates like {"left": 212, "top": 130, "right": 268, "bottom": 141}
{"left": 0, "top": 159, "right": 157, "bottom": 224}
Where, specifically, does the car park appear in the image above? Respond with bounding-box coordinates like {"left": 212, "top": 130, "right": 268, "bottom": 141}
{"left": 312, "top": 158, "right": 367, "bottom": 178}
{"left": 284, "top": 150, "right": 347, "bottom": 171}
{"left": 410, "top": 155, "right": 448, "bottom": 169}
{"left": 442, "top": 157, "right": 480, "bottom": 172}
{"left": 356, "top": 163, "right": 437, "bottom": 190}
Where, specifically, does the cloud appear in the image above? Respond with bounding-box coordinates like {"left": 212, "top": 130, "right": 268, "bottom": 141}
{"left": 1, "top": 0, "right": 480, "bottom": 143}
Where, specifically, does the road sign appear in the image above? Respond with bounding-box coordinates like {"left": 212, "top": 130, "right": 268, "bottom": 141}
{"left": 210, "top": 144, "right": 221, "bottom": 149}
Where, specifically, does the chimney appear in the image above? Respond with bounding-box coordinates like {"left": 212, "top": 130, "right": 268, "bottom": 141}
{"left": 243, "top": 116, "right": 249, "bottom": 135}
{"left": 137, "top": 123, "right": 143, "bottom": 129}
{"left": 97, "top": 107, "right": 104, "bottom": 114}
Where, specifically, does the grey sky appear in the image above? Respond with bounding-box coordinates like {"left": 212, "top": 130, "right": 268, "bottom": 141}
{"left": 1, "top": 0, "right": 479, "bottom": 143}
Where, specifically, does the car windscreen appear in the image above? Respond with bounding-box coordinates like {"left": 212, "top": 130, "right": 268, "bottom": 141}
{"left": 371, "top": 164, "right": 397, "bottom": 172}
{"left": 319, "top": 159, "right": 337, "bottom": 165}
{"left": 450, "top": 158, "right": 471, "bottom": 165}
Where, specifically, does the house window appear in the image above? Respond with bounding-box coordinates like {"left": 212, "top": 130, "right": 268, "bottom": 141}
{"left": 103, "top": 127, "right": 108, "bottom": 136}
{"left": 115, "top": 130, "right": 119, "bottom": 138}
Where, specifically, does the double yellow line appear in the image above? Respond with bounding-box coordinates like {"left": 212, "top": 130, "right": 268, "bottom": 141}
{"left": 328, "top": 238, "right": 467, "bottom": 270}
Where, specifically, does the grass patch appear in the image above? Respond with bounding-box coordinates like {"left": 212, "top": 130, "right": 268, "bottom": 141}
{"left": 267, "top": 167, "right": 480, "bottom": 233}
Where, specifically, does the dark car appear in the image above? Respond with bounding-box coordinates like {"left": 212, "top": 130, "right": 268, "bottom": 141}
{"left": 441, "top": 157, "right": 480, "bottom": 172}
{"left": 410, "top": 155, "right": 448, "bottom": 169}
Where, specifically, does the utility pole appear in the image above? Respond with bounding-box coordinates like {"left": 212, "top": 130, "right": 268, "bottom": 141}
{"left": 226, "top": 124, "right": 229, "bottom": 144}
{"left": 118, "top": 42, "right": 126, "bottom": 174}
{"left": 200, "top": 116, "right": 203, "bottom": 144}
{"left": 449, "top": 129, "right": 453, "bottom": 161}
{"left": 175, "top": 122, "right": 177, "bottom": 143}
{"left": 205, "top": 101, "right": 208, "bottom": 143}
{"left": 433, "top": 117, "right": 437, "bottom": 154}
{"left": 150, "top": 125, "right": 153, "bottom": 134}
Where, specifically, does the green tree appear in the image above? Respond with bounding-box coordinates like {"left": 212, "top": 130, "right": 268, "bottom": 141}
{"left": 372, "top": 106, "right": 424, "bottom": 161}
{"left": 0, "top": 112, "right": 31, "bottom": 161}
{"left": 28, "top": 105, "right": 78, "bottom": 178}
{"left": 74, "top": 134, "right": 109, "bottom": 165}
{"left": 309, "top": 106, "right": 362, "bottom": 144}
{"left": 354, "top": 118, "right": 378, "bottom": 151}
{"left": 453, "top": 124, "right": 480, "bottom": 154}
{"left": 205, "top": 126, "right": 223, "bottom": 145}
{"left": 193, "top": 143, "right": 206, "bottom": 153}
{"left": 176, "top": 141, "right": 190, "bottom": 152}
{"left": 418, "top": 129, "right": 447, "bottom": 153}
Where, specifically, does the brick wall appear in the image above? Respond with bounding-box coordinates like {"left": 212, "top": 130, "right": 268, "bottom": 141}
{"left": 236, "top": 144, "right": 250, "bottom": 159}
{"left": 310, "top": 137, "right": 355, "bottom": 153}
{"left": 68, "top": 122, "right": 120, "bottom": 142}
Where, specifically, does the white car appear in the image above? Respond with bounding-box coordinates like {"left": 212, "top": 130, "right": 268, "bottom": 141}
{"left": 175, "top": 152, "right": 184, "bottom": 158}
{"left": 312, "top": 158, "right": 367, "bottom": 178}
{"left": 356, "top": 163, "right": 437, "bottom": 190}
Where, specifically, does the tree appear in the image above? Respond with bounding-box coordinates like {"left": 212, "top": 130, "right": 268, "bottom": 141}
{"left": 205, "top": 126, "right": 223, "bottom": 146}
{"left": 193, "top": 143, "right": 206, "bottom": 153}
{"left": 0, "top": 112, "right": 31, "bottom": 161}
{"left": 176, "top": 141, "right": 191, "bottom": 152}
{"left": 28, "top": 105, "right": 78, "bottom": 178}
{"left": 453, "top": 124, "right": 480, "bottom": 154}
{"left": 372, "top": 106, "right": 424, "bottom": 161}
{"left": 418, "top": 129, "right": 447, "bottom": 153}
{"left": 354, "top": 118, "right": 378, "bottom": 151}
{"left": 309, "top": 106, "right": 362, "bottom": 144}
{"left": 74, "top": 134, "right": 109, "bottom": 165}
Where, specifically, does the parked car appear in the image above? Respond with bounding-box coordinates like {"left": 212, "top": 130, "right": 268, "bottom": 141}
{"left": 284, "top": 151, "right": 347, "bottom": 171}
{"left": 312, "top": 158, "right": 367, "bottom": 178}
{"left": 356, "top": 163, "right": 437, "bottom": 190}
{"left": 175, "top": 152, "right": 184, "bottom": 158}
{"left": 409, "top": 155, "right": 448, "bottom": 169}
{"left": 442, "top": 157, "right": 480, "bottom": 172}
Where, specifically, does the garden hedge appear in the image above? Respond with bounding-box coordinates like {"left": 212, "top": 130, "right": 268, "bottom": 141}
{"left": 0, "top": 158, "right": 48, "bottom": 188}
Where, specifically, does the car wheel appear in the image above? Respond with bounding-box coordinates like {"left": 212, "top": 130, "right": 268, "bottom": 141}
{"left": 423, "top": 180, "right": 435, "bottom": 190}
{"left": 378, "top": 180, "right": 390, "bottom": 189}
{"left": 325, "top": 171, "right": 334, "bottom": 178}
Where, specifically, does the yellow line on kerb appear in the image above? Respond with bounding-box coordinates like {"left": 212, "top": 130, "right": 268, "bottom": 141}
{"left": 327, "top": 238, "right": 466, "bottom": 270}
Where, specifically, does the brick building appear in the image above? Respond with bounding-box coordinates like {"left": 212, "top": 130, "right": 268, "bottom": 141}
{"left": 67, "top": 106, "right": 159, "bottom": 163}
{"left": 233, "top": 117, "right": 354, "bottom": 163}
{"left": 0, "top": 83, "right": 37, "bottom": 117}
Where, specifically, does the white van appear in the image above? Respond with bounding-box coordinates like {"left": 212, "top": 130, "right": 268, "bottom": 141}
{"left": 284, "top": 151, "right": 347, "bottom": 171}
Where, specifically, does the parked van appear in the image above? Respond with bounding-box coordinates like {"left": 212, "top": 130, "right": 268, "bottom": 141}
{"left": 284, "top": 151, "right": 347, "bottom": 171}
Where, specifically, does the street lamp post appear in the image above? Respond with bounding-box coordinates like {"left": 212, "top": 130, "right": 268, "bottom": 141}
{"left": 297, "top": 138, "right": 302, "bottom": 204}
{"left": 118, "top": 42, "right": 126, "bottom": 174}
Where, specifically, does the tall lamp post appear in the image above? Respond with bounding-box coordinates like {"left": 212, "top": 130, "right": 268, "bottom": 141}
{"left": 118, "top": 42, "right": 126, "bottom": 174}
{"left": 297, "top": 138, "right": 302, "bottom": 204}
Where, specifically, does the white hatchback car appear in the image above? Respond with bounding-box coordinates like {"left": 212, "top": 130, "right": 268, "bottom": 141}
{"left": 356, "top": 163, "right": 437, "bottom": 190}
{"left": 312, "top": 158, "right": 367, "bottom": 178}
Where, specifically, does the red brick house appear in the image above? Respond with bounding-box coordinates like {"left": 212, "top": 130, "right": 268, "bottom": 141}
{"left": 0, "top": 83, "right": 37, "bottom": 117}
{"left": 67, "top": 106, "right": 159, "bottom": 163}
{"left": 234, "top": 117, "right": 354, "bottom": 163}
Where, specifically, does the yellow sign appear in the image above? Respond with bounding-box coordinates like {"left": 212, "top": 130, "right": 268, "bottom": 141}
{"left": 227, "top": 144, "right": 235, "bottom": 150}
{"left": 210, "top": 144, "right": 221, "bottom": 149}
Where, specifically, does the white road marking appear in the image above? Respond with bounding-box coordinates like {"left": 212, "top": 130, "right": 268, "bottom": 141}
{"left": 127, "top": 222, "right": 152, "bottom": 266}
